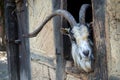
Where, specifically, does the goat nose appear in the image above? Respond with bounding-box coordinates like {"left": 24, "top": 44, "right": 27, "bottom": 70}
{"left": 83, "top": 50, "right": 89, "bottom": 57}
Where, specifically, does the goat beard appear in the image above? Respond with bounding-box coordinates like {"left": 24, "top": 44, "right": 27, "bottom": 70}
{"left": 79, "top": 59, "right": 92, "bottom": 72}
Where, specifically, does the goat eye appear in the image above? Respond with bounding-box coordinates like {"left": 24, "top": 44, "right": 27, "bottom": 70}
{"left": 83, "top": 50, "right": 89, "bottom": 57}
{"left": 69, "top": 31, "right": 76, "bottom": 42}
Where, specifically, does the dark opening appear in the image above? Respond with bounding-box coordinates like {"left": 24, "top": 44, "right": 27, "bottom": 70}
{"left": 63, "top": 0, "right": 93, "bottom": 60}
{"left": 67, "top": 0, "right": 92, "bottom": 23}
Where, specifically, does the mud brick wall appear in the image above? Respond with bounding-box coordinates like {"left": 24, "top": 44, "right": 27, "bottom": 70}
{"left": 28, "top": 0, "right": 55, "bottom": 58}
{"left": 106, "top": 0, "right": 120, "bottom": 79}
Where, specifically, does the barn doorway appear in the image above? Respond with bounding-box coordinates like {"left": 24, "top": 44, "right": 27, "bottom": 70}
{"left": 67, "top": 0, "right": 92, "bottom": 23}
{"left": 63, "top": 0, "right": 93, "bottom": 60}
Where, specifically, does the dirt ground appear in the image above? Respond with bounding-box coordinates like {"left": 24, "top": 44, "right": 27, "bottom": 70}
{"left": 0, "top": 52, "right": 79, "bottom": 80}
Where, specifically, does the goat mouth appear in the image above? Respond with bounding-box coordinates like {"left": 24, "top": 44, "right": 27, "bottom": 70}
{"left": 80, "top": 62, "right": 92, "bottom": 72}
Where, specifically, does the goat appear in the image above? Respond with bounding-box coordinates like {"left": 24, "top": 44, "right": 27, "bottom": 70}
{"left": 24, "top": 4, "right": 94, "bottom": 72}
{"left": 61, "top": 4, "right": 94, "bottom": 72}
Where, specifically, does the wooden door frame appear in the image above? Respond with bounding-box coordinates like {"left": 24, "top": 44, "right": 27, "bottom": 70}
{"left": 61, "top": 0, "right": 108, "bottom": 80}
{"left": 4, "top": 0, "right": 31, "bottom": 80}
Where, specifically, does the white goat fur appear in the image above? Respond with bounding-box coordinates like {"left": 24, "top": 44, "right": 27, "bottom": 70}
{"left": 70, "top": 25, "right": 92, "bottom": 72}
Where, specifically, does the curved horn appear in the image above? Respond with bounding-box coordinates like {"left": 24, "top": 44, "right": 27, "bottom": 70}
{"left": 79, "top": 4, "right": 90, "bottom": 24}
{"left": 23, "top": 9, "right": 77, "bottom": 38}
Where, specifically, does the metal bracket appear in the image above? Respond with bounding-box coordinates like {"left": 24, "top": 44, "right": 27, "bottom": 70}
{"left": 6, "top": 38, "right": 21, "bottom": 44}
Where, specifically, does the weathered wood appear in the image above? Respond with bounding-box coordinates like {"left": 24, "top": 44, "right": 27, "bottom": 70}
{"left": 52, "top": 0, "right": 65, "bottom": 80}
{"left": 106, "top": 0, "right": 120, "bottom": 79}
{"left": 4, "top": 0, "right": 20, "bottom": 80}
{"left": 16, "top": 0, "right": 31, "bottom": 80}
{"left": 0, "top": 1, "right": 6, "bottom": 51}
{"left": 60, "top": 0, "right": 68, "bottom": 79}
{"left": 31, "top": 52, "right": 55, "bottom": 68}
{"left": 61, "top": 0, "right": 71, "bottom": 60}
{"left": 90, "top": 0, "right": 108, "bottom": 80}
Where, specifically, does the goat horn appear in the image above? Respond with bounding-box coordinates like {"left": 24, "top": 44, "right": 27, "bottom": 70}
{"left": 79, "top": 4, "right": 90, "bottom": 24}
{"left": 23, "top": 9, "right": 77, "bottom": 38}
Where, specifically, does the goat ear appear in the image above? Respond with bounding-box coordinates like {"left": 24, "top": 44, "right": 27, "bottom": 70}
{"left": 60, "top": 28, "right": 70, "bottom": 35}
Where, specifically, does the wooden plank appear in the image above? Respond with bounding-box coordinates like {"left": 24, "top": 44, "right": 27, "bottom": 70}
{"left": 61, "top": 0, "right": 71, "bottom": 60}
{"left": 89, "top": 0, "right": 108, "bottom": 80}
{"left": 52, "top": 0, "right": 65, "bottom": 80}
{"left": 4, "top": 0, "right": 20, "bottom": 80}
{"left": 31, "top": 52, "right": 55, "bottom": 68}
{"left": 16, "top": 0, "right": 31, "bottom": 80}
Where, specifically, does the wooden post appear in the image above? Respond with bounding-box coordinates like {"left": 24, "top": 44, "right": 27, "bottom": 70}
{"left": 16, "top": 0, "right": 31, "bottom": 80}
{"left": 0, "top": 1, "right": 5, "bottom": 50}
{"left": 89, "top": 0, "right": 108, "bottom": 80}
{"left": 4, "top": 0, "right": 31, "bottom": 80}
{"left": 61, "top": 0, "right": 71, "bottom": 60}
{"left": 4, "top": 0, "right": 20, "bottom": 80}
{"left": 52, "top": 0, "right": 65, "bottom": 80}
